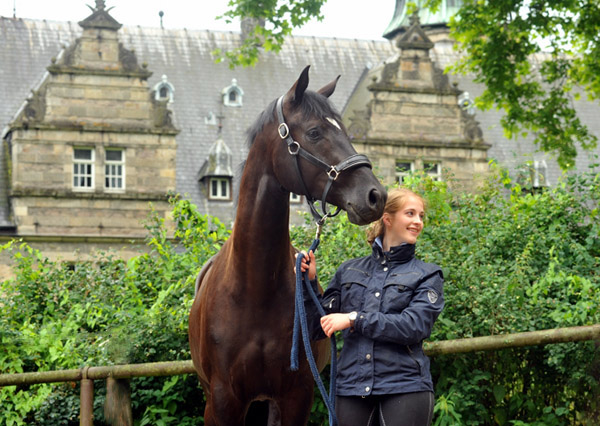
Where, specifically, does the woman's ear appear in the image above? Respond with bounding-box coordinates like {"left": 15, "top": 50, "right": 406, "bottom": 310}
{"left": 382, "top": 212, "right": 391, "bottom": 228}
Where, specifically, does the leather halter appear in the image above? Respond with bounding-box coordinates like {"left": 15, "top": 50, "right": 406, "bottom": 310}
{"left": 276, "top": 95, "right": 372, "bottom": 224}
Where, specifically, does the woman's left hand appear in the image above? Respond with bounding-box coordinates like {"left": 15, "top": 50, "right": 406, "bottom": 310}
{"left": 320, "top": 313, "right": 352, "bottom": 337}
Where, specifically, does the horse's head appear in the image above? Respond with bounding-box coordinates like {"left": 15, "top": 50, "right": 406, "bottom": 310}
{"left": 273, "top": 65, "right": 386, "bottom": 226}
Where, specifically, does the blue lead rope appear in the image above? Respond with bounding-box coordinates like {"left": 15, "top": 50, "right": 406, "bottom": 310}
{"left": 291, "top": 238, "right": 338, "bottom": 426}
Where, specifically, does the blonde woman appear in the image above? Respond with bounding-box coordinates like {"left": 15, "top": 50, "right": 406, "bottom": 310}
{"left": 299, "top": 188, "right": 444, "bottom": 426}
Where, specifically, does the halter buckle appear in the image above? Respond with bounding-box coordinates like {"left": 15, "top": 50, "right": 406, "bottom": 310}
{"left": 288, "top": 141, "right": 300, "bottom": 155}
{"left": 278, "top": 123, "right": 290, "bottom": 139}
{"left": 327, "top": 166, "right": 340, "bottom": 181}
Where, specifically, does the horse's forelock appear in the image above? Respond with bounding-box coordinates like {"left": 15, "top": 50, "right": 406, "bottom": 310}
{"left": 246, "top": 91, "right": 340, "bottom": 150}
{"left": 299, "top": 90, "right": 340, "bottom": 121}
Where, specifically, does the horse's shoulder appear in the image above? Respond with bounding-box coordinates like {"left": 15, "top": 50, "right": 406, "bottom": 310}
{"left": 195, "top": 255, "right": 216, "bottom": 298}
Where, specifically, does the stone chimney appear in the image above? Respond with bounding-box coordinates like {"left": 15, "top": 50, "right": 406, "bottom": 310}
{"left": 240, "top": 17, "right": 265, "bottom": 42}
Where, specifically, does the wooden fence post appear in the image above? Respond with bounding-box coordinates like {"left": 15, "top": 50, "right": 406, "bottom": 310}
{"left": 104, "top": 377, "right": 133, "bottom": 426}
{"left": 80, "top": 366, "right": 94, "bottom": 426}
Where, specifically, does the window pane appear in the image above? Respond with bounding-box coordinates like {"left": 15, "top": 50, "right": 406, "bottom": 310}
{"left": 74, "top": 149, "right": 92, "bottom": 160}
{"left": 229, "top": 91, "right": 237, "bottom": 102}
{"left": 396, "top": 162, "right": 411, "bottom": 173}
{"left": 221, "top": 180, "right": 227, "bottom": 196}
{"left": 211, "top": 180, "right": 218, "bottom": 196}
{"left": 424, "top": 163, "right": 438, "bottom": 173}
{"left": 106, "top": 150, "right": 122, "bottom": 161}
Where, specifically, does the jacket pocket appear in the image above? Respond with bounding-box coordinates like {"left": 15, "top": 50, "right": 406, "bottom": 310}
{"left": 382, "top": 274, "right": 417, "bottom": 313}
{"left": 340, "top": 268, "right": 369, "bottom": 312}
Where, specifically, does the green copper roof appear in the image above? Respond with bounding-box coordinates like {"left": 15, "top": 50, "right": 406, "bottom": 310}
{"left": 383, "top": 0, "right": 462, "bottom": 40}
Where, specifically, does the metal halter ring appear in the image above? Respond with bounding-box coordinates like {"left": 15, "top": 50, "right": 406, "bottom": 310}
{"left": 278, "top": 123, "right": 290, "bottom": 139}
{"left": 288, "top": 141, "right": 300, "bottom": 155}
{"left": 327, "top": 166, "right": 340, "bottom": 180}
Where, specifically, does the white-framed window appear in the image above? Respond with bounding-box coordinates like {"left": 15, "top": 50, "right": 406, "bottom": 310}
{"left": 395, "top": 160, "right": 414, "bottom": 184}
{"left": 290, "top": 193, "right": 302, "bottom": 204}
{"left": 209, "top": 177, "right": 231, "bottom": 200}
{"left": 424, "top": 162, "right": 442, "bottom": 181}
{"left": 105, "top": 149, "right": 125, "bottom": 191}
{"left": 73, "top": 148, "right": 94, "bottom": 190}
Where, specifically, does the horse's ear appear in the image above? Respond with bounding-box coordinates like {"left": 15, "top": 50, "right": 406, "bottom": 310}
{"left": 287, "top": 65, "right": 310, "bottom": 105}
{"left": 317, "top": 75, "right": 341, "bottom": 98}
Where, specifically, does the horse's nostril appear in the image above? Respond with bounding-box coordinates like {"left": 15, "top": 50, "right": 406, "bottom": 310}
{"left": 368, "top": 188, "right": 381, "bottom": 207}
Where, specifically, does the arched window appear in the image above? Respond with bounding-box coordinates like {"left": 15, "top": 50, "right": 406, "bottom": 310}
{"left": 153, "top": 74, "right": 175, "bottom": 103}
{"left": 222, "top": 78, "right": 244, "bottom": 107}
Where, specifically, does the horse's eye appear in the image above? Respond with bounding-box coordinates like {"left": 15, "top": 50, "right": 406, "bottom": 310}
{"left": 306, "top": 128, "right": 321, "bottom": 141}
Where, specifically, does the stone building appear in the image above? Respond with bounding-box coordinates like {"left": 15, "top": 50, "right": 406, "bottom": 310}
{"left": 0, "top": 1, "right": 177, "bottom": 273}
{"left": 0, "top": 0, "right": 599, "bottom": 272}
{"left": 345, "top": 13, "right": 489, "bottom": 187}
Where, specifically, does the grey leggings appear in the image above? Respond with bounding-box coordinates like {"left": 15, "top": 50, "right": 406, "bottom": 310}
{"left": 335, "top": 392, "right": 434, "bottom": 426}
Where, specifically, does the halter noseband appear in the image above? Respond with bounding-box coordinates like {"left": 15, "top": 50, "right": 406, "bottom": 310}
{"left": 276, "top": 95, "right": 372, "bottom": 225}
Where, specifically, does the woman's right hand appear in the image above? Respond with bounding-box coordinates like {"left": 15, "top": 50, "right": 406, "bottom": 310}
{"left": 294, "top": 250, "right": 317, "bottom": 281}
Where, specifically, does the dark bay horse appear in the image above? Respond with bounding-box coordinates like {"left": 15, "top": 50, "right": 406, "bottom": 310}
{"left": 189, "top": 66, "right": 387, "bottom": 426}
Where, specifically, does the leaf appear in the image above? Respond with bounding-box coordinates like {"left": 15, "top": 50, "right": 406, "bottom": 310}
{"left": 493, "top": 385, "right": 506, "bottom": 403}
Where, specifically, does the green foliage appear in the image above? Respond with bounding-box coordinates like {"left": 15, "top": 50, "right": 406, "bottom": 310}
{"left": 427, "top": 0, "right": 600, "bottom": 169}
{"left": 0, "top": 195, "right": 228, "bottom": 425}
{"left": 213, "top": 0, "right": 327, "bottom": 68}
{"left": 2, "top": 168, "right": 600, "bottom": 425}
{"left": 417, "top": 164, "right": 600, "bottom": 425}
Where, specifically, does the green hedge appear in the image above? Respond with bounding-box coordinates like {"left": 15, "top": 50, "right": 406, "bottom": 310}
{"left": 1, "top": 165, "right": 599, "bottom": 425}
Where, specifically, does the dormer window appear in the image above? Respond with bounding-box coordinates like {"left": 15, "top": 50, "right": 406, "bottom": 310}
{"left": 222, "top": 78, "right": 244, "bottom": 107}
{"left": 198, "top": 137, "right": 234, "bottom": 201}
{"left": 153, "top": 74, "right": 175, "bottom": 103}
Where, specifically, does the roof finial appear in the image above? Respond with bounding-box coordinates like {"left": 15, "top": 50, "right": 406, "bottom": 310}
{"left": 409, "top": 10, "right": 420, "bottom": 27}
{"left": 95, "top": 0, "right": 106, "bottom": 10}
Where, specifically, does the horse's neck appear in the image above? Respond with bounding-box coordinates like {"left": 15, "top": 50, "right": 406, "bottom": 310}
{"left": 230, "top": 151, "right": 291, "bottom": 268}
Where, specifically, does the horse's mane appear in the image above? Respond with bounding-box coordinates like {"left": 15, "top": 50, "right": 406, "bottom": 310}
{"left": 245, "top": 91, "right": 341, "bottom": 149}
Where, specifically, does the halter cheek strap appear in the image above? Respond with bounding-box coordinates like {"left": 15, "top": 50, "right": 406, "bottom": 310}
{"left": 276, "top": 95, "right": 372, "bottom": 224}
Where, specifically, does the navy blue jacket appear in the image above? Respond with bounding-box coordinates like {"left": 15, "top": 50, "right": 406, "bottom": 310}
{"left": 307, "top": 239, "right": 444, "bottom": 396}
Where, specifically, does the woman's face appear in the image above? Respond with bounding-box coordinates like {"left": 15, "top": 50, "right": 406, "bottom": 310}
{"left": 384, "top": 195, "right": 425, "bottom": 245}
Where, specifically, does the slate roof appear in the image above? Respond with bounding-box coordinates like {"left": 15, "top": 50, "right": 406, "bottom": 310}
{"left": 1, "top": 16, "right": 599, "bottom": 228}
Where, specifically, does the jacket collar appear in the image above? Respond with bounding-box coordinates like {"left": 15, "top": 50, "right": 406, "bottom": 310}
{"left": 373, "top": 236, "right": 415, "bottom": 264}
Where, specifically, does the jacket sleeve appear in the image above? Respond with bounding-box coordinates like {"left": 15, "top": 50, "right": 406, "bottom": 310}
{"left": 354, "top": 270, "right": 444, "bottom": 345}
{"left": 303, "top": 269, "right": 342, "bottom": 341}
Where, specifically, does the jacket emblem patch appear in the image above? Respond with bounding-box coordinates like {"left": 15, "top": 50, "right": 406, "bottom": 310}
{"left": 427, "top": 290, "right": 439, "bottom": 304}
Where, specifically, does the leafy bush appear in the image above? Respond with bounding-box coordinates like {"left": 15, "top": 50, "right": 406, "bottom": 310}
{"left": 0, "top": 196, "right": 228, "bottom": 425}
{"left": 1, "top": 166, "right": 599, "bottom": 425}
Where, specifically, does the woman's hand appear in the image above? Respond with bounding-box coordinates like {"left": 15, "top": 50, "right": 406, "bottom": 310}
{"left": 294, "top": 250, "right": 316, "bottom": 281}
{"left": 320, "top": 313, "right": 352, "bottom": 337}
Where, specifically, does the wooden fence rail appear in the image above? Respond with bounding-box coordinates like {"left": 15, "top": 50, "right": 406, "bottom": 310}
{"left": 1, "top": 324, "right": 599, "bottom": 425}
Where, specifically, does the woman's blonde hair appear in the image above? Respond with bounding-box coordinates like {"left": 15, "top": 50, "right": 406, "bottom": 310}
{"left": 366, "top": 187, "right": 426, "bottom": 245}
